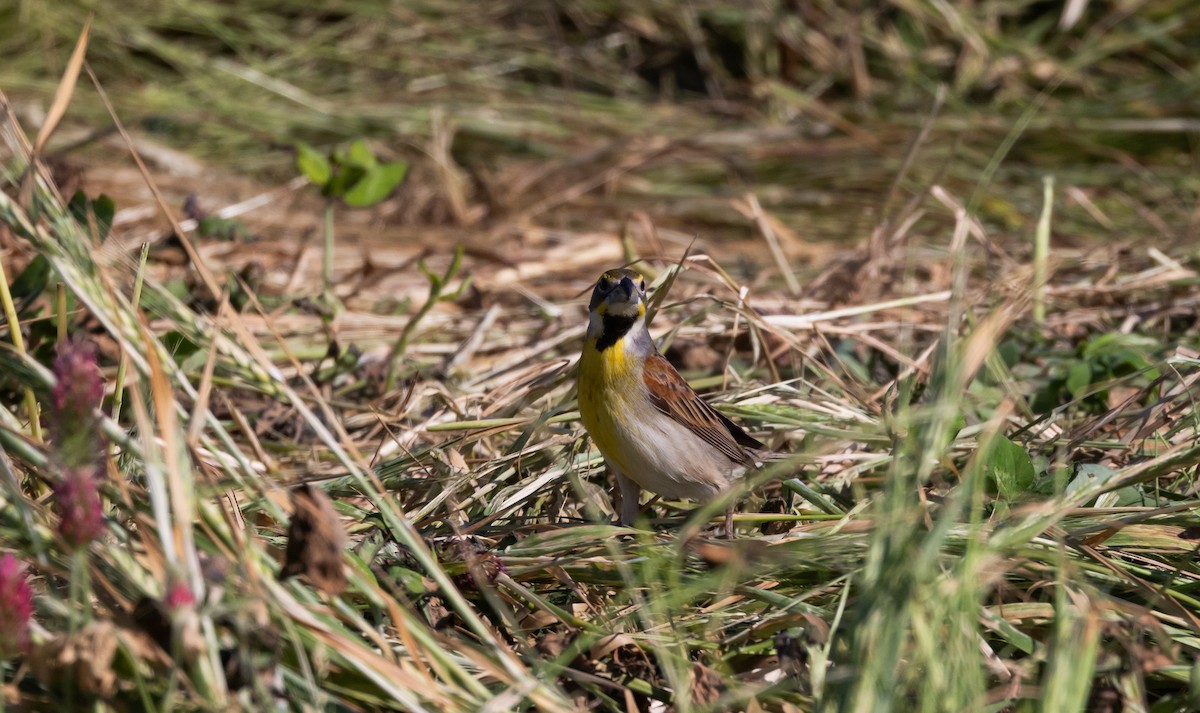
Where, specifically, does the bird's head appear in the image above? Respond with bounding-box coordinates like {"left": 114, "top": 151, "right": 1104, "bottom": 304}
{"left": 588, "top": 268, "right": 646, "bottom": 320}
{"left": 585, "top": 268, "right": 650, "bottom": 351}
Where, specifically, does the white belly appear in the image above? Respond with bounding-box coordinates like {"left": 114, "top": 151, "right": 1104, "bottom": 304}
{"left": 609, "top": 407, "right": 743, "bottom": 501}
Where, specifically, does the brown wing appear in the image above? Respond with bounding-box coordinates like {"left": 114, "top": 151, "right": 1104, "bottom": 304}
{"left": 642, "top": 352, "right": 765, "bottom": 466}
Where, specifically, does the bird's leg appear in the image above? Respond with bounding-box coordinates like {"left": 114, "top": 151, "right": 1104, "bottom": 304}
{"left": 724, "top": 505, "right": 735, "bottom": 540}
{"left": 615, "top": 469, "right": 642, "bottom": 526}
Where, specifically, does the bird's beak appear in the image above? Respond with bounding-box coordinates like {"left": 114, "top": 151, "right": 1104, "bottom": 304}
{"left": 617, "top": 276, "right": 636, "bottom": 299}
{"left": 603, "top": 276, "right": 641, "bottom": 316}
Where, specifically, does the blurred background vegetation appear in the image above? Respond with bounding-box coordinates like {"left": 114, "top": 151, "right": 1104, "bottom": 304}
{"left": 3, "top": 0, "right": 1197, "bottom": 251}
{"left": 2, "top": 1, "right": 1200, "bottom": 711}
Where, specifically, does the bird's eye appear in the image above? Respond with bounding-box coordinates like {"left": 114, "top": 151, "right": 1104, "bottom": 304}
{"left": 639, "top": 280, "right": 646, "bottom": 291}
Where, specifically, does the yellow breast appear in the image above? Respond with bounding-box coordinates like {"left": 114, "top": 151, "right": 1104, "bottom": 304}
{"left": 578, "top": 338, "right": 642, "bottom": 473}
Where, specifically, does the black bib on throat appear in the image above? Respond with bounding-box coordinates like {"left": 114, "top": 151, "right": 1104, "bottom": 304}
{"left": 595, "top": 314, "right": 637, "bottom": 352}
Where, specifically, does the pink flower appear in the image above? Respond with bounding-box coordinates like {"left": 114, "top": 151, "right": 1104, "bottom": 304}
{"left": 49, "top": 339, "right": 106, "bottom": 470}
{"left": 163, "top": 579, "right": 196, "bottom": 611}
{"left": 53, "top": 466, "right": 105, "bottom": 549}
{"left": 52, "top": 339, "right": 104, "bottom": 414}
{"left": 0, "top": 554, "right": 33, "bottom": 658}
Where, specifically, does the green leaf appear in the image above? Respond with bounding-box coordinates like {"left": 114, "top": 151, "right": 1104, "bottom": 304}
{"left": 996, "top": 339, "right": 1021, "bottom": 368}
{"left": 295, "top": 143, "right": 332, "bottom": 186}
{"left": 162, "top": 330, "right": 201, "bottom": 365}
{"left": 984, "top": 435, "right": 1035, "bottom": 501}
{"left": 1064, "top": 463, "right": 1119, "bottom": 500}
{"left": 1065, "top": 362, "right": 1092, "bottom": 398}
{"left": 342, "top": 161, "right": 408, "bottom": 208}
{"left": 164, "top": 277, "right": 190, "bottom": 302}
{"left": 9, "top": 254, "right": 51, "bottom": 302}
{"left": 344, "top": 138, "right": 377, "bottom": 169}
{"left": 92, "top": 194, "right": 115, "bottom": 239}
{"left": 66, "top": 191, "right": 116, "bottom": 240}
{"left": 386, "top": 566, "right": 430, "bottom": 595}
{"left": 981, "top": 607, "right": 1036, "bottom": 655}
{"left": 198, "top": 215, "right": 247, "bottom": 241}
{"left": 325, "top": 164, "right": 367, "bottom": 199}
{"left": 67, "top": 189, "right": 89, "bottom": 225}
{"left": 1110, "top": 485, "right": 1147, "bottom": 507}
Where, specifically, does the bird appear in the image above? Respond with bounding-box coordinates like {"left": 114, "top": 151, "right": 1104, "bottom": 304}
{"left": 577, "top": 267, "right": 765, "bottom": 534}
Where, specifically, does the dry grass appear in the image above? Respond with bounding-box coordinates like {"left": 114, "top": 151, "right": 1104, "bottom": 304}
{"left": 2, "top": 1, "right": 1200, "bottom": 711}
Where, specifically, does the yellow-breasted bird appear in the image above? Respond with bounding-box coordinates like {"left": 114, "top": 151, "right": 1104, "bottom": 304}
{"left": 577, "top": 267, "right": 764, "bottom": 531}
